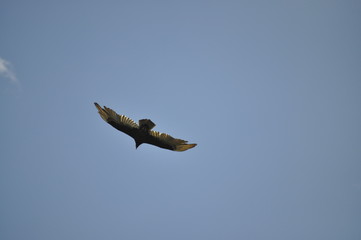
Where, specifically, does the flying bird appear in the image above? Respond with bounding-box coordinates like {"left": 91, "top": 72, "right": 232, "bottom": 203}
{"left": 94, "top": 103, "right": 197, "bottom": 151}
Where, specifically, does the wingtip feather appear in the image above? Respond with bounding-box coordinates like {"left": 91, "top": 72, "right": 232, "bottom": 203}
{"left": 175, "top": 143, "right": 197, "bottom": 152}
{"left": 94, "top": 102, "right": 109, "bottom": 122}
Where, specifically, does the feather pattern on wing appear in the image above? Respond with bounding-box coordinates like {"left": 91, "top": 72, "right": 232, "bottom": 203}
{"left": 94, "top": 103, "right": 139, "bottom": 138}
{"left": 149, "top": 131, "right": 187, "bottom": 144}
{"left": 149, "top": 130, "right": 197, "bottom": 151}
{"left": 95, "top": 103, "right": 138, "bottom": 129}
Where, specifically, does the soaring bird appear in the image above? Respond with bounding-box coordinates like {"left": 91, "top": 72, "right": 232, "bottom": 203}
{"left": 94, "top": 103, "right": 197, "bottom": 151}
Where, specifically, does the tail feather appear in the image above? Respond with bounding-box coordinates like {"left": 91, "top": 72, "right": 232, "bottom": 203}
{"left": 139, "top": 119, "right": 156, "bottom": 130}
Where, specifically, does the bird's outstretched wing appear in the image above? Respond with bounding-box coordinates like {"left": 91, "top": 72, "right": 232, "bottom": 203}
{"left": 147, "top": 130, "right": 197, "bottom": 152}
{"left": 94, "top": 102, "right": 139, "bottom": 137}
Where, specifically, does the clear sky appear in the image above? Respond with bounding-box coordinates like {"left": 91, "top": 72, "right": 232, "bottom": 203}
{"left": 1, "top": 1, "right": 360, "bottom": 239}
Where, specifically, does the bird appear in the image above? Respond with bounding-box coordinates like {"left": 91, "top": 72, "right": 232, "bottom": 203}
{"left": 94, "top": 102, "right": 197, "bottom": 151}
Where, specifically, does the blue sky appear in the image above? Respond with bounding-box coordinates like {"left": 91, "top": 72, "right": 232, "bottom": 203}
{"left": 1, "top": 1, "right": 360, "bottom": 239}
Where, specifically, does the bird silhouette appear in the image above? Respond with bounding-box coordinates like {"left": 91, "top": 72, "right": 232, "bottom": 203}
{"left": 94, "top": 103, "right": 197, "bottom": 151}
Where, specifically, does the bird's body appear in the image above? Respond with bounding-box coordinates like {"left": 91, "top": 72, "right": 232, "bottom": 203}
{"left": 94, "top": 103, "right": 197, "bottom": 151}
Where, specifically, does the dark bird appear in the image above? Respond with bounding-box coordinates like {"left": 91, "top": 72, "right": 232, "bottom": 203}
{"left": 94, "top": 103, "right": 197, "bottom": 151}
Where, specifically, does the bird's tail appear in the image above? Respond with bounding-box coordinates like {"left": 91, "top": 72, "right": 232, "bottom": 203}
{"left": 175, "top": 143, "right": 197, "bottom": 152}
{"left": 139, "top": 119, "right": 156, "bottom": 130}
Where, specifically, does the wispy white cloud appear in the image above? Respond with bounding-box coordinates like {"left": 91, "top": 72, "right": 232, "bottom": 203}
{"left": 0, "top": 57, "right": 19, "bottom": 86}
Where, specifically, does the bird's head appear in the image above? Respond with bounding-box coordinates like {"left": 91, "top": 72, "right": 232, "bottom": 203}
{"left": 135, "top": 141, "right": 142, "bottom": 149}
